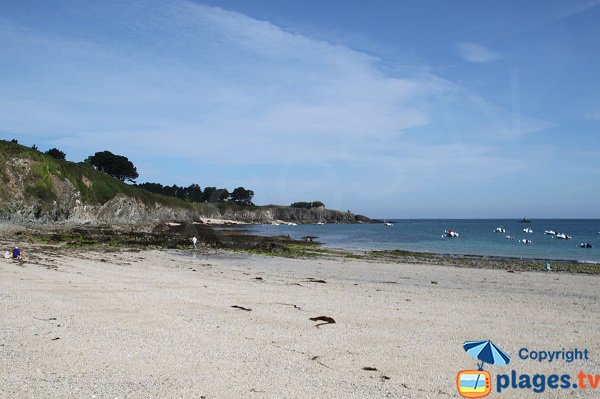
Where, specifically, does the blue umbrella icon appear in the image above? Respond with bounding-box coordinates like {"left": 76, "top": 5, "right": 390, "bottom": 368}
{"left": 463, "top": 340, "right": 511, "bottom": 391}
{"left": 464, "top": 340, "right": 511, "bottom": 369}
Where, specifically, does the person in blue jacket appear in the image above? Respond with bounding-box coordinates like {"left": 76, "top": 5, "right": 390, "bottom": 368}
{"left": 12, "top": 246, "right": 21, "bottom": 259}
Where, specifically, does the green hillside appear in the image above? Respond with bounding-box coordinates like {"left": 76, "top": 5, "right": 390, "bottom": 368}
{"left": 0, "top": 140, "right": 203, "bottom": 211}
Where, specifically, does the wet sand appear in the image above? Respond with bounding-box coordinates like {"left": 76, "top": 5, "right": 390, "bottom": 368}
{"left": 1, "top": 248, "right": 598, "bottom": 398}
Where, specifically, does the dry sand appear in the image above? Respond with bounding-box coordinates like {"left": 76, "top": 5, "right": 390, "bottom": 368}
{"left": 1, "top": 247, "right": 598, "bottom": 398}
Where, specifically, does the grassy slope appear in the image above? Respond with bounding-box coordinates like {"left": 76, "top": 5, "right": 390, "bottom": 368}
{"left": 0, "top": 140, "right": 214, "bottom": 212}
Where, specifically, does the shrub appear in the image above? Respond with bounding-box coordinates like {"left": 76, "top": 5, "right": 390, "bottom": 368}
{"left": 46, "top": 148, "right": 66, "bottom": 160}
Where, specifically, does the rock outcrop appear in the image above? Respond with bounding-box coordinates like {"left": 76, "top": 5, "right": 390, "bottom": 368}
{"left": 220, "top": 206, "right": 361, "bottom": 224}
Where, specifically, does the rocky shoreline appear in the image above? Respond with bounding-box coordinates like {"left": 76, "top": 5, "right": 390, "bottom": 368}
{"left": 2, "top": 221, "right": 598, "bottom": 274}
{"left": 0, "top": 221, "right": 305, "bottom": 253}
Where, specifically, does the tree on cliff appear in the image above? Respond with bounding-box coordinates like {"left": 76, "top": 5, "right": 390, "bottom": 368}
{"left": 46, "top": 148, "right": 66, "bottom": 160}
{"left": 203, "top": 187, "right": 229, "bottom": 203}
{"left": 86, "top": 151, "right": 139, "bottom": 182}
{"left": 230, "top": 187, "right": 254, "bottom": 205}
{"left": 291, "top": 201, "right": 325, "bottom": 209}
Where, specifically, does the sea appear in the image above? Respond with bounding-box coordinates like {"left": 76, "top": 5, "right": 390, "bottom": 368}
{"left": 243, "top": 219, "right": 600, "bottom": 263}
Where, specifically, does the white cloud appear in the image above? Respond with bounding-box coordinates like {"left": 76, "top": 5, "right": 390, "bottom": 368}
{"left": 1, "top": 1, "right": 452, "bottom": 158}
{"left": 457, "top": 42, "right": 502, "bottom": 63}
{"left": 0, "top": 0, "right": 561, "bottom": 214}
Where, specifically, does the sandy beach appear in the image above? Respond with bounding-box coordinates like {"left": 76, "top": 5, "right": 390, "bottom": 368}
{"left": 1, "top": 247, "right": 599, "bottom": 398}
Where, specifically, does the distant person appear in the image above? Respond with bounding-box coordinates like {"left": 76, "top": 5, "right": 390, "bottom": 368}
{"left": 192, "top": 236, "right": 198, "bottom": 249}
{"left": 12, "top": 247, "right": 21, "bottom": 259}
{"left": 4, "top": 250, "right": 10, "bottom": 259}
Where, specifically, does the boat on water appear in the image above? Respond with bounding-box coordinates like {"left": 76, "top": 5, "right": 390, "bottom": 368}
{"left": 544, "top": 230, "right": 557, "bottom": 235}
{"left": 316, "top": 222, "right": 325, "bottom": 225}
{"left": 505, "top": 235, "right": 514, "bottom": 240}
{"left": 580, "top": 243, "right": 593, "bottom": 248}
{"left": 523, "top": 228, "right": 533, "bottom": 234}
{"left": 384, "top": 220, "right": 393, "bottom": 226}
{"left": 444, "top": 229, "right": 459, "bottom": 237}
{"left": 494, "top": 227, "right": 506, "bottom": 233}
{"left": 556, "top": 233, "right": 572, "bottom": 240}
{"left": 520, "top": 239, "right": 532, "bottom": 245}
{"left": 519, "top": 217, "right": 531, "bottom": 223}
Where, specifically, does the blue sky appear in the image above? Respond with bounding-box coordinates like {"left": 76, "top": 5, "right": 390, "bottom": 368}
{"left": 1, "top": 0, "right": 599, "bottom": 218}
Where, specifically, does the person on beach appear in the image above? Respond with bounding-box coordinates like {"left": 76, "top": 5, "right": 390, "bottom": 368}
{"left": 12, "top": 247, "right": 21, "bottom": 260}
{"left": 4, "top": 250, "right": 10, "bottom": 259}
{"left": 191, "top": 236, "right": 198, "bottom": 249}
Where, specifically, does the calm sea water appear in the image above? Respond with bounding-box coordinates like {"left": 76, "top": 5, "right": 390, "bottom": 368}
{"left": 245, "top": 219, "right": 600, "bottom": 262}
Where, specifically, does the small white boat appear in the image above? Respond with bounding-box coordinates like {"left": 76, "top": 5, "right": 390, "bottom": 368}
{"left": 272, "top": 222, "right": 280, "bottom": 226}
{"left": 556, "top": 233, "right": 571, "bottom": 240}
{"left": 494, "top": 227, "right": 506, "bottom": 233}
{"left": 444, "top": 229, "right": 460, "bottom": 237}
{"left": 385, "top": 222, "right": 393, "bottom": 226}
{"left": 544, "top": 230, "right": 556, "bottom": 235}
{"left": 505, "top": 235, "right": 514, "bottom": 240}
{"left": 580, "top": 243, "right": 592, "bottom": 248}
{"left": 523, "top": 228, "right": 533, "bottom": 234}
{"left": 317, "top": 222, "right": 325, "bottom": 225}
{"left": 520, "top": 239, "right": 532, "bottom": 245}
{"left": 288, "top": 222, "right": 298, "bottom": 226}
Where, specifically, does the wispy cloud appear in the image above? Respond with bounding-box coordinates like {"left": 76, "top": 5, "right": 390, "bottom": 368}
{"left": 0, "top": 1, "right": 453, "bottom": 156}
{"left": 584, "top": 111, "right": 600, "bottom": 121}
{"left": 456, "top": 42, "right": 502, "bottom": 63}
{"left": 0, "top": 0, "right": 560, "bottom": 214}
{"left": 556, "top": 0, "right": 600, "bottom": 19}
{"left": 467, "top": 95, "right": 557, "bottom": 139}
{"left": 493, "top": 0, "right": 600, "bottom": 40}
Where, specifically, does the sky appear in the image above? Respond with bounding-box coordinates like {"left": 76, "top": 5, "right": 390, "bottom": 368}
{"left": 1, "top": 0, "right": 599, "bottom": 218}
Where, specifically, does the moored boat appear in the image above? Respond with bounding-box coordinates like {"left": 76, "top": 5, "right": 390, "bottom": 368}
{"left": 556, "top": 233, "right": 571, "bottom": 240}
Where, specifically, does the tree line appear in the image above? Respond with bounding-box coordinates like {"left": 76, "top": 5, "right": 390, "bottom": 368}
{"left": 291, "top": 201, "right": 325, "bottom": 209}
{"left": 137, "top": 183, "right": 254, "bottom": 205}
{"left": 11, "top": 141, "right": 254, "bottom": 206}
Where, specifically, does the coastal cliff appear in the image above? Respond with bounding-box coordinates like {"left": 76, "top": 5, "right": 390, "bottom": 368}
{"left": 0, "top": 141, "right": 370, "bottom": 225}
